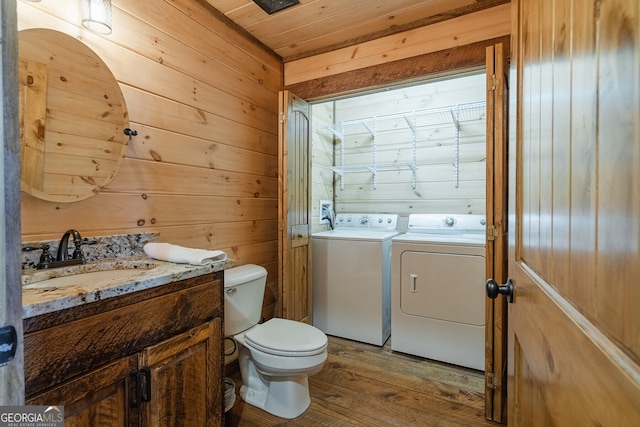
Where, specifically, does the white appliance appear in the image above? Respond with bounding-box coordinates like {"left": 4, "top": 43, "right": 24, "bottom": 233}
{"left": 312, "top": 213, "right": 400, "bottom": 345}
{"left": 391, "top": 214, "right": 486, "bottom": 370}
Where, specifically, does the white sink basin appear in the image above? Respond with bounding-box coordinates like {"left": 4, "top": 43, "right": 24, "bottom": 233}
{"left": 23, "top": 268, "right": 155, "bottom": 289}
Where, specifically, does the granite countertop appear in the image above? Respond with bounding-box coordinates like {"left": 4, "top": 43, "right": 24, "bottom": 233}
{"left": 22, "top": 256, "right": 233, "bottom": 319}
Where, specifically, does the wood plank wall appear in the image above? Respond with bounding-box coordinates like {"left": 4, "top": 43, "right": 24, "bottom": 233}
{"left": 311, "top": 74, "right": 486, "bottom": 231}
{"left": 17, "top": 0, "right": 282, "bottom": 316}
{"left": 18, "top": 0, "right": 509, "bottom": 321}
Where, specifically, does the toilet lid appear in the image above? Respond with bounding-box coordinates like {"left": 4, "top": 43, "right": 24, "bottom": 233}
{"left": 244, "top": 318, "right": 327, "bottom": 357}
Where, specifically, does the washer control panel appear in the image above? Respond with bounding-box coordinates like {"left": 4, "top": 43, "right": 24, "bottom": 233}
{"left": 335, "top": 213, "right": 398, "bottom": 230}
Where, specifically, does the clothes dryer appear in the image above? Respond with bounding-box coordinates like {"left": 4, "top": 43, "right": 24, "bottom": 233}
{"left": 391, "top": 214, "right": 486, "bottom": 370}
{"left": 312, "top": 214, "right": 400, "bottom": 346}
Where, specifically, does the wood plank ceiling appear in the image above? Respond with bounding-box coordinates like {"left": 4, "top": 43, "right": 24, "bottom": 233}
{"left": 202, "top": 0, "right": 510, "bottom": 61}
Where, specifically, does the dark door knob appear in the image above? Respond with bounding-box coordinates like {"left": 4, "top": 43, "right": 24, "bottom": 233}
{"left": 486, "top": 278, "right": 514, "bottom": 303}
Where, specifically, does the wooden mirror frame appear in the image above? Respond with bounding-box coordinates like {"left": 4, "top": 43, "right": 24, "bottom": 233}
{"left": 18, "top": 28, "right": 129, "bottom": 203}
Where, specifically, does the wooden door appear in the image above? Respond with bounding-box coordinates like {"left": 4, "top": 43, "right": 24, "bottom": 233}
{"left": 140, "top": 320, "right": 222, "bottom": 427}
{"left": 278, "top": 91, "right": 312, "bottom": 323}
{"left": 485, "top": 42, "right": 508, "bottom": 423}
{"left": 0, "top": 0, "right": 24, "bottom": 406}
{"left": 508, "top": 0, "right": 640, "bottom": 425}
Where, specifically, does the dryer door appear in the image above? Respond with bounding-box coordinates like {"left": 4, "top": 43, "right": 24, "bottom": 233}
{"left": 400, "top": 251, "right": 485, "bottom": 326}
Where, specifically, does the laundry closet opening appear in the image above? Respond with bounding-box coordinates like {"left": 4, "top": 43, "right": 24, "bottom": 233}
{"left": 310, "top": 71, "right": 487, "bottom": 233}
{"left": 308, "top": 71, "right": 488, "bottom": 371}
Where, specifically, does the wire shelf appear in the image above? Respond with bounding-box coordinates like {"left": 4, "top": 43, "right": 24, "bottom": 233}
{"left": 326, "top": 101, "right": 486, "bottom": 136}
{"left": 323, "top": 101, "right": 486, "bottom": 190}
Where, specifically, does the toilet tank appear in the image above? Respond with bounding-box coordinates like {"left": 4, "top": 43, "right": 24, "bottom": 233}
{"left": 224, "top": 264, "right": 268, "bottom": 336}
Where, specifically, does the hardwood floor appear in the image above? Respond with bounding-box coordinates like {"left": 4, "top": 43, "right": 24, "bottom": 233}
{"left": 225, "top": 336, "right": 496, "bottom": 427}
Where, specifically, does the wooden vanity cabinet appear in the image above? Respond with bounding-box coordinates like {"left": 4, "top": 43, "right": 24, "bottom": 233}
{"left": 23, "top": 271, "right": 224, "bottom": 427}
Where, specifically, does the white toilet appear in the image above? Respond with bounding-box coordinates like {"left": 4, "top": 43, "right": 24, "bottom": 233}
{"left": 224, "top": 264, "right": 328, "bottom": 419}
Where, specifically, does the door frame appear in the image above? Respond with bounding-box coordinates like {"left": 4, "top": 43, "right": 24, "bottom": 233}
{"left": 484, "top": 42, "right": 509, "bottom": 422}
{"left": 1, "top": 0, "right": 25, "bottom": 405}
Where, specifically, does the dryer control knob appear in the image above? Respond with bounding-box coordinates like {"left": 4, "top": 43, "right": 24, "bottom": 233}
{"left": 443, "top": 217, "right": 456, "bottom": 227}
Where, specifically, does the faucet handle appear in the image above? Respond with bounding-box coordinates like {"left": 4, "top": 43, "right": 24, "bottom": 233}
{"left": 70, "top": 238, "right": 90, "bottom": 260}
{"left": 71, "top": 238, "right": 97, "bottom": 262}
{"left": 23, "top": 244, "right": 55, "bottom": 266}
{"left": 40, "top": 245, "right": 55, "bottom": 263}
{"left": 22, "top": 244, "right": 46, "bottom": 253}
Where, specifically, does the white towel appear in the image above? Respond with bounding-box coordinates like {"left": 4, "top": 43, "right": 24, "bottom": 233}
{"left": 144, "top": 243, "right": 227, "bottom": 265}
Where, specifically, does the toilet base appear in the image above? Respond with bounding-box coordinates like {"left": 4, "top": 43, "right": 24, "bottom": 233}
{"left": 238, "top": 347, "right": 313, "bottom": 419}
{"left": 240, "top": 375, "right": 311, "bottom": 419}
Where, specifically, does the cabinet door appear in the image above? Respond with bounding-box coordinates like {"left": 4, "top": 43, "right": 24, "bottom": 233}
{"left": 26, "top": 355, "right": 137, "bottom": 427}
{"left": 139, "top": 319, "right": 223, "bottom": 427}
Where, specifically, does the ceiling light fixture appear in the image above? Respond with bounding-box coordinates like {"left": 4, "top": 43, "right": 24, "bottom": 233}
{"left": 252, "top": 0, "right": 299, "bottom": 15}
{"left": 81, "top": 0, "right": 113, "bottom": 35}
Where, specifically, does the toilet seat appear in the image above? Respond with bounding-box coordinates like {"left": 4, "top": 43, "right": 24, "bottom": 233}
{"left": 244, "top": 318, "right": 327, "bottom": 357}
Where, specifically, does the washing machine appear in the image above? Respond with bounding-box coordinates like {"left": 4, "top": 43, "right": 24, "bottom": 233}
{"left": 391, "top": 214, "right": 486, "bottom": 370}
{"left": 312, "top": 213, "right": 400, "bottom": 346}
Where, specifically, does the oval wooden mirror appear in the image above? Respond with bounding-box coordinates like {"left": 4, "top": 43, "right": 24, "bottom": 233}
{"left": 18, "top": 28, "right": 129, "bottom": 203}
